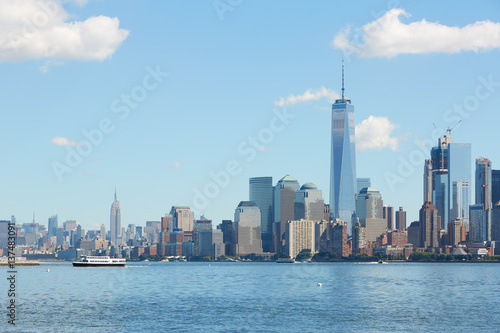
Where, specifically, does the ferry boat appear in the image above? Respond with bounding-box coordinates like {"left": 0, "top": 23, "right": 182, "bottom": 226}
{"left": 72, "top": 256, "right": 126, "bottom": 267}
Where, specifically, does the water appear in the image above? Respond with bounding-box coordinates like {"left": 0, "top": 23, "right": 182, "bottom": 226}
{"left": 1, "top": 261, "right": 499, "bottom": 332}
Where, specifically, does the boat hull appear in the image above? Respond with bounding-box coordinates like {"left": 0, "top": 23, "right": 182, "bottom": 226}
{"left": 72, "top": 262, "right": 126, "bottom": 267}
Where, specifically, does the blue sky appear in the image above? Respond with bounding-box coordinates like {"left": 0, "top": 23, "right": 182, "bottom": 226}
{"left": 1, "top": 0, "right": 500, "bottom": 232}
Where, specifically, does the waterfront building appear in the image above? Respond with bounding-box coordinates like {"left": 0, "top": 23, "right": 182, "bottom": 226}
{"left": 199, "top": 229, "right": 224, "bottom": 259}
{"left": 383, "top": 205, "right": 394, "bottom": 230}
{"left": 274, "top": 175, "right": 300, "bottom": 252}
{"left": 323, "top": 204, "right": 330, "bottom": 221}
{"left": 249, "top": 177, "right": 274, "bottom": 252}
{"left": 170, "top": 206, "right": 194, "bottom": 232}
{"left": 332, "top": 220, "right": 350, "bottom": 257}
{"left": 161, "top": 214, "right": 173, "bottom": 233}
{"left": 330, "top": 63, "right": 357, "bottom": 231}
{"left": 492, "top": 203, "right": 500, "bottom": 243}
{"left": 294, "top": 183, "right": 325, "bottom": 222}
{"left": 284, "top": 219, "right": 316, "bottom": 259}
{"left": 387, "top": 229, "right": 407, "bottom": 247}
{"left": 352, "top": 221, "right": 366, "bottom": 253}
{"left": 356, "top": 187, "right": 386, "bottom": 241}
{"left": 395, "top": 207, "right": 407, "bottom": 230}
{"left": 419, "top": 202, "right": 440, "bottom": 249}
{"left": 234, "top": 201, "right": 262, "bottom": 256}
{"left": 407, "top": 221, "right": 420, "bottom": 248}
{"left": 110, "top": 190, "right": 121, "bottom": 245}
{"left": 447, "top": 219, "right": 466, "bottom": 246}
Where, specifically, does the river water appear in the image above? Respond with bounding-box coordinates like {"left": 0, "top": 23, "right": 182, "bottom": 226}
{"left": 1, "top": 261, "right": 499, "bottom": 332}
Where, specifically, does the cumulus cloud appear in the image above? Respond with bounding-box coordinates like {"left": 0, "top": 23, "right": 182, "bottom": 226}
{"left": 275, "top": 86, "right": 340, "bottom": 107}
{"left": 333, "top": 8, "right": 500, "bottom": 58}
{"left": 355, "top": 116, "right": 402, "bottom": 152}
{"left": 50, "top": 136, "right": 76, "bottom": 146}
{"left": 0, "top": 0, "right": 129, "bottom": 63}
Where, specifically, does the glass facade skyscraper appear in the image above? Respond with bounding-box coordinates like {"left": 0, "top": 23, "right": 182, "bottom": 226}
{"left": 330, "top": 66, "right": 357, "bottom": 232}
{"left": 448, "top": 142, "right": 471, "bottom": 223}
{"left": 249, "top": 177, "right": 274, "bottom": 252}
{"left": 475, "top": 157, "right": 492, "bottom": 240}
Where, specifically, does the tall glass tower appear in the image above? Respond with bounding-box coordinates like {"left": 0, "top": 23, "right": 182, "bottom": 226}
{"left": 330, "top": 62, "right": 357, "bottom": 232}
{"left": 249, "top": 177, "right": 274, "bottom": 252}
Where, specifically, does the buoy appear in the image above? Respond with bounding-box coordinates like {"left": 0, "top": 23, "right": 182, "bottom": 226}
{"left": 317, "top": 283, "right": 322, "bottom": 287}
{"left": 46, "top": 268, "right": 50, "bottom": 272}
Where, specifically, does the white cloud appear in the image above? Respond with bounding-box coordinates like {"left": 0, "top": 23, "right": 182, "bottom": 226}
{"left": 0, "top": 0, "right": 129, "bottom": 63}
{"left": 333, "top": 8, "right": 500, "bottom": 58}
{"left": 275, "top": 86, "right": 339, "bottom": 107}
{"left": 355, "top": 116, "right": 402, "bottom": 152}
{"left": 166, "top": 162, "right": 182, "bottom": 170}
{"left": 50, "top": 136, "right": 76, "bottom": 146}
{"left": 258, "top": 146, "right": 269, "bottom": 152}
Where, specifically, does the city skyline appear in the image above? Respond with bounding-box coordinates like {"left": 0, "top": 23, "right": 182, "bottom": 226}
{"left": 1, "top": 1, "right": 500, "bottom": 231}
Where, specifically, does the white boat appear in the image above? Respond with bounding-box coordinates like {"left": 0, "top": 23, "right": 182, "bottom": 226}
{"left": 72, "top": 256, "right": 126, "bottom": 267}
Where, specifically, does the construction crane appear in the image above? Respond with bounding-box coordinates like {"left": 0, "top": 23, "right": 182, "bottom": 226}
{"left": 446, "top": 120, "right": 462, "bottom": 136}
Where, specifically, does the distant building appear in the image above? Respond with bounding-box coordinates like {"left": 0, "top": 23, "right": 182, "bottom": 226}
{"left": 356, "top": 187, "right": 386, "bottom": 242}
{"left": 110, "top": 190, "right": 121, "bottom": 245}
{"left": 285, "top": 219, "right": 316, "bottom": 259}
{"left": 419, "top": 202, "right": 440, "bottom": 249}
{"left": 387, "top": 229, "right": 407, "bottom": 247}
{"left": 492, "top": 170, "right": 500, "bottom": 205}
{"left": 199, "top": 229, "right": 224, "bottom": 259}
{"left": 383, "top": 206, "right": 394, "bottom": 230}
{"left": 423, "top": 159, "right": 433, "bottom": 203}
{"left": 48, "top": 215, "right": 58, "bottom": 238}
{"left": 352, "top": 221, "right": 366, "bottom": 253}
{"left": 274, "top": 175, "right": 300, "bottom": 252}
{"left": 356, "top": 178, "right": 371, "bottom": 195}
{"left": 395, "top": 207, "right": 406, "bottom": 230}
{"left": 475, "top": 157, "right": 492, "bottom": 240}
{"left": 469, "top": 204, "right": 488, "bottom": 242}
{"left": 332, "top": 220, "right": 350, "bottom": 257}
{"left": 493, "top": 203, "right": 500, "bottom": 243}
{"left": 407, "top": 221, "right": 420, "bottom": 248}
{"left": 234, "top": 201, "right": 262, "bottom": 256}
{"left": 294, "top": 183, "right": 325, "bottom": 222}
{"left": 249, "top": 177, "right": 274, "bottom": 252}
{"left": 170, "top": 206, "right": 194, "bottom": 232}
{"left": 447, "top": 219, "right": 466, "bottom": 246}
{"left": 450, "top": 181, "right": 470, "bottom": 231}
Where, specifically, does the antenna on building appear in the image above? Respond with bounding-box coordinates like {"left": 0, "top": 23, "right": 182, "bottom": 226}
{"left": 341, "top": 59, "right": 345, "bottom": 101}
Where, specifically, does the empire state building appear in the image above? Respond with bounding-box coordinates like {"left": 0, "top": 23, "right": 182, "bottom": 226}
{"left": 110, "top": 190, "right": 121, "bottom": 245}
{"left": 329, "top": 62, "right": 357, "bottom": 232}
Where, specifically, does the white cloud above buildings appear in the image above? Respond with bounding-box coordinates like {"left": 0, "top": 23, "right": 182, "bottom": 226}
{"left": 275, "top": 86, "right": 340, "bottom": 107}
{"left": 355, "top": 116, "right": 402, "bottom": 152}
{"left": 0, "top": 0, "right": 129, "bottom": 63}
{"left": 333, "top": 8, "right": 500, "bottom": 58}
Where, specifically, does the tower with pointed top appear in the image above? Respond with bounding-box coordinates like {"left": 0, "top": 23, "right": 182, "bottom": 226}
{"left": 110, "top": 189, "right": 121, "bottom": 245}
{"left": 330, "top": 61, "right": 357, "bottom": 232}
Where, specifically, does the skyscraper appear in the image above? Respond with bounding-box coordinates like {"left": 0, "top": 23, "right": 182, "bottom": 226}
{"left": 475, "top": 157, "right": 492, "bottom": 240}
{"left": 294, "top": 183, "right": 325, "bottom": 222}
{"left": 249, "top": 177, "right": 274, "bottom": 252}
{"left": 423, "top": 159, "right": 433, "bottom": 202}
{"left": 48, "top": 214, "right": 58, "bottom": 238}
{"left": 395, "top": 207, "right": 407, "bottom": 230}
{"left": 383, "top": 206, "right": 394, "bottom": 230}
{"left": 448, "top": 142, "right": 471, "bottom": 224}
{"left": 356, "top": 178, "right": 371, "bottom": 195}
{"left": 110, "top": 190, "right": 121, "bottom": 245}
{"left": 170, "top": 206, "right": 194, "bottom": 232}
{"left": 234, "top": 201, "right": 262, "bottom": 256}
{"left": 419, "top": 201, "right": 439, "bottom": 249}
{"left": 356, "top": 187, "right": 386, "bottom": 241}
{"left": 450, "top": 181, "right": 470, "bottom": 231}
{"left": 330, "top": 62, "right": 357, "bottom": 231}
{"left": 492, "top": 170, "right": 500, "bottom": 205}
{"left": 274, "top": 174, "right": 300, "bottom": 252}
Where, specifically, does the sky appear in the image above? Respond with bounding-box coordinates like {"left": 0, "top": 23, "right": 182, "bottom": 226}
{"left": 1, "top": 0, "right": 500, "bottom": 232}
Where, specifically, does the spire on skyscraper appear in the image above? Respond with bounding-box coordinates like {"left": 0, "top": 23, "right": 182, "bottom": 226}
{"left": 114, "top": 186, "right": 117, "bottom": 202}
{"left": 341, "top": 59, "right": 345, "bottom": 101}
